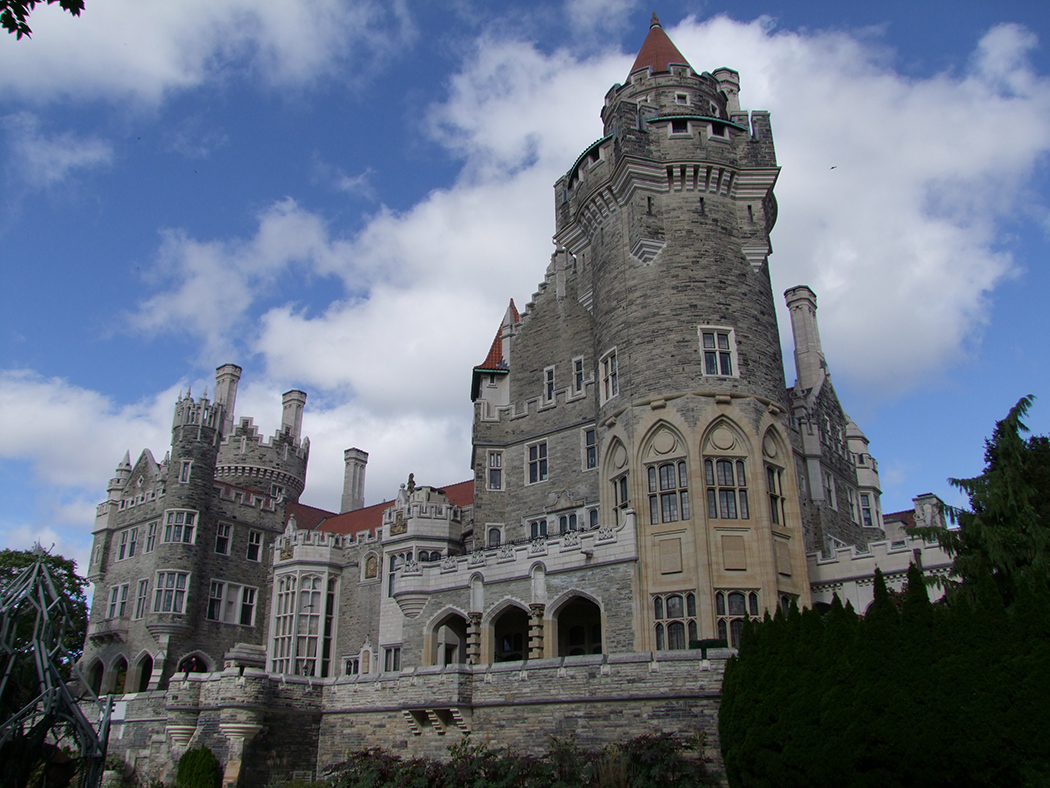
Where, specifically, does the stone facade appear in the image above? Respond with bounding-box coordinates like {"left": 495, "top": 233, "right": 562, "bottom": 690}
{"left": 79, "top": 18, "right": 948, "bottom": 787}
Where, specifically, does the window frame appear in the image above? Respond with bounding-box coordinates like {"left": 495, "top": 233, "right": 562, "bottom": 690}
{"left": 107, "top": 583, "right": 130, "bottom": 619}
{"left": 206, "top": 579, "right": 258, "bottom": 626}
{"left": 698, "top": 326, "right": 739, "bottom": 378}
{"left": 572, "top": 356, "right": 585, "bottom": 396}
{"left": 162, "top": 510, "right": 197, "bottom": 544}
{"left": 543, "top": 365, "right": 556, "bottom": 404}
{"left": 153, "top": 571, "right": 189, "bottom": 614}
{"left": 648, "top": 460, "right": 690, "bottom": 525}
{"left": 599, "top": 348, "right": 619, "bottom": 403}
{"left": 526, "top": 441, "right": 548, "bottom": 485}
{"left": 767, "top": 465, "right": 786, "bottom": 528}
{"left": 178, "top": 460, "right": 192, "bottom": 484}
{"left": 584, "top": 428, "right": 597, "bottom": 470}
{"left": 653, "top": 591, "right": 697, "bottom": 651}
{"left": 487, "top": 450, "right": 503, "bottom": 491}
{"left": 246, "top": 530, "right": 262, "bottom": 561}
{"left": 215, "top": 523, "right": 233, "bottom": 555}
{"left": 133, "top": 579, "right": 149, "bottom": 620}
{"left": 716, "top": 589, "right": 759, "bottom": 648}
{"left": 705, "top": 458, "right": 750, "bottom": 520}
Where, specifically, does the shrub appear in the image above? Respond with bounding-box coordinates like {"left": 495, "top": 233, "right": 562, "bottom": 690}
{"left": 175, "top": 747, "right": 221, "bottom": 788}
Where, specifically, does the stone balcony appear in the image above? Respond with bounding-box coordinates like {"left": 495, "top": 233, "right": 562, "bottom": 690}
{"left": 87, "top": 616, "right": 129, "bottom": 644}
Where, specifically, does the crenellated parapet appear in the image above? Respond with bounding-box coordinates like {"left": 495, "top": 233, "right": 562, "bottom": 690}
{"left": 217, "top": 416, "right": 309, "bottom": 502}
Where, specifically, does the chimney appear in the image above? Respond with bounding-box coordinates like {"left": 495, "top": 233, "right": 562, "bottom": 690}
{"left": 784, "top": 286, "right": 826, "bottom": 391}
{"left": 341, "top": 448, "right": 368, "bottom": 513}
{"left": 281, "top": 390, "right": 307, "bottom": 443}
{"left": 214, "top": 363, "right": 242, "bottom": 436}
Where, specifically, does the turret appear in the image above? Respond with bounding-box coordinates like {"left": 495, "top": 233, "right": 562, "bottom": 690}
{"left": 785, "top": 285, "right": 826, "bottom": 392}
{"left": 281, "top": 390, "right": 307, "bottom": 443}
{"left": 214, "top": 363, "right": 242, "bottom": 436}
{"left": 341, "top": 448, "right": 368, "bottom": 513}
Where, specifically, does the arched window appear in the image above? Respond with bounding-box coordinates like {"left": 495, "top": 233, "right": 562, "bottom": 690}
{"left": 767, "top": 465, "right": 786, "bottom": 526}
{"left": 271, "top": 572, "right": 335, "bottom": 677}
{"left": 648, "top": 461, "right": 690, "bottom": 524}
{"left": 652, "top": 591, "right": 697, "bottom": 650}
{"left": 488, "top": 528, "right": 501, "bottom": 547}
{"left": 716, "top": 590, "right": 758, "bottom": 648}
{"left": 705, "top": 459, "right": 749, "bottom": 519}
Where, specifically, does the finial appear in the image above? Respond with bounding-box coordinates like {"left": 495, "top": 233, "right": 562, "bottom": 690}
{"left": 407, "top": 473, "right": 416, "bottom": 494}
{"left": 186, "top": 385, "right": 192, "bottom": 398}
{"left": 651, "top": 12, "right": 660, "bottom": 28}
{"left": 203, "top": 385, "right": 208, "bottom": 399}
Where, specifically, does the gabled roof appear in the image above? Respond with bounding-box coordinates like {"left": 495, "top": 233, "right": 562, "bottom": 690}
{"left": 473, "top": 299, "right": 519, "bottom": 372}
{"left": 438, "top": 479, "right": 474, "bottom": 507}
{"left": 311, "top": 499, "right": 391, "bottom": 537}
{"left": 286, "top": 500, "right": 339, "bottom": 532}
{"left": 289, "top": 479, "right": 475, "bottom": 538}
{"left": 883, "top": 510, "right": 916, "bottom": 529}
{"left": 474, "top": 330, "right": 507, "bottom": 372}
{"left": 630, "top": 13, "right": 692, "bottom": 76}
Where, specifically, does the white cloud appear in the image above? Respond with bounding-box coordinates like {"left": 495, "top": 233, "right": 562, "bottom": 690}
{"left": 0, "top": 0, "right": 416, "bottom": 103}
{"left": 4, "top": 111, "right": 113, "bottom": 187}
{"left": 9, "top": 15, "right": 1050, "bottom": 546}
{"left": 565, "top": 0, "right": 641, "bottom": 41}
{"left": 128, "top": 199, "right": 353, "bottom": 360}
{"left": 0, "top": 370, "right": 176, "bottom": 488}
{"left": 663, "top": 17, "right": 1050, "bottom": 388}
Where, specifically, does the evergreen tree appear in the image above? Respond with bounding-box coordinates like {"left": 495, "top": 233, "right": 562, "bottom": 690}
{"left": 933, "top": 396, "right": 1050, "bottom": 603}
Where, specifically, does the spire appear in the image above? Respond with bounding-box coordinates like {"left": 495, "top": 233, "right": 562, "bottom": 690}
{"left": 629, "top": 13, "right": 692, "bottom": 76}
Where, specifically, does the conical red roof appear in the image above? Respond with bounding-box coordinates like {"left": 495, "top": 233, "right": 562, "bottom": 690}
{"left": 630, "top": 13, "right": 691, "bottom": 75}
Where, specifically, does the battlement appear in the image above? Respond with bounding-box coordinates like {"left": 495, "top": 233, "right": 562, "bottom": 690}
{"left": 172, "top": 392, "right": 223, "bottom": 432}
{"left": 216, "top": 416, "right": 309, "bottom": 499}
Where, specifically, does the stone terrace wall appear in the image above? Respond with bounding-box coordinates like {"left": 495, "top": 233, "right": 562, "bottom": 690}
{"left": 102, "top": 652, "right": 729, "bottom": 786}
{"left": 316, "top": 651, "right": 727, "bottom": 773}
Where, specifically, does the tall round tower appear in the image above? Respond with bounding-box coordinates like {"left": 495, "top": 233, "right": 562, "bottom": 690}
{"left": 552, "top": 16, "right": 810, "bottom": 647}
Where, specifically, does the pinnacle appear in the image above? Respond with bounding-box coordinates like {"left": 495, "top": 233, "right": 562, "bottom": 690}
{"left": 630, "top": 13, "right": 692, "bottom": 76}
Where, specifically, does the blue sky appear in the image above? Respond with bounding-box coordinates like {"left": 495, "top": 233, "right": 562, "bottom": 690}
{"left": 2, "top": 0, "right": 1049, "bottom": 577}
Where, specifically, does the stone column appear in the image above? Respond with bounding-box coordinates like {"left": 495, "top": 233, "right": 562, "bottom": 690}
{"left": 219, "top": 721, "right": 263, "bottom": 788}
{"left": 466, "top": 613, "right": 482, "bottom": 665}
{"left": 528, "top": 604, "right": 545, "bottom": 659}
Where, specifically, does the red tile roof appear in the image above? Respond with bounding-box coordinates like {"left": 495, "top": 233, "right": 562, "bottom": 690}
{"left": 883, "top": 509, "right": 916, "bottom": 529}
{"left": 438, "top": 479, "right": 474, "bottom": 507}
{"left": 630, "top": 14, "right": 692, "bottom": 76}
{"left": 475, "top": 330, "right": 505, "bottom": 371}
{"left": 314, "top": 499, "right": 391, "bottom": 537}
{"left": 289, "top": 480, "right": 475, "bottom": 539}
{"left": 286, "top": 500, "right": 338, "bottom": 532}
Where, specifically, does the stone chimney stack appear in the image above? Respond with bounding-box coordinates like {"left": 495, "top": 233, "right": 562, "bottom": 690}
{"left": 784, "top": 285, "right": 827, "bottom": 391}
{"left": 214, "top": 363, "right": 242, "bottom": 436}
{"left": 341, "top": 448, "right": 368, "bottom": 513}
{"left": 281, "top": 390, "right": 307, "bottom": 443}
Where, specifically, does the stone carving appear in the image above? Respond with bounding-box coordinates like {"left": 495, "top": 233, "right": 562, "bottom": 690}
{"left": 364, "top": 554, "right": 378, "bottom": 578}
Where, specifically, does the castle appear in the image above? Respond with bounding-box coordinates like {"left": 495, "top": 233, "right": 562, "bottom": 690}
{"left": 80, "top": 17, "right": 950, "bottom": 784}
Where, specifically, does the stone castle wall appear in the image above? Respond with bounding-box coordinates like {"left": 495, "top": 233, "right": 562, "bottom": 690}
{"left": 104, "top": 650, "right": 729, "bottom": 786}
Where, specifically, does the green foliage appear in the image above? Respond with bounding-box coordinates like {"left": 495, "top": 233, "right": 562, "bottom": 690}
{"left": 0, "top": 548, "right": 89, "bottom": 721}
{"left": 0, "top": 0, "right": 83, "bottom": 39}
{"left": 327, "top": 732, "right": 716, "bottom": 788}
{"left": 930, "top": 396, "right": 1050, "bottom": 604}
{"left": 721, "top": 397, "right": 1050, "bottom": 787}
{"left": 721, "top": 565, "right": 1050, "bottom": 787}
{"left": 175, "top": 747, "right": 221, "bottom": 788}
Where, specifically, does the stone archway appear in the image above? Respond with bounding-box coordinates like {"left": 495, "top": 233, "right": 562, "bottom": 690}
{"left": 555, "top": 597, "right": 602, "bottom": 656}
{"left": 431, "top": 612, "right": 468, "bottom": 666}
{"left": 85, "top": 659, "right": 104, "bottom": 695}
{"left": 134, "top": 652, "right": 154, "bottom": 692}
{"left": 492, "top": 606, "right": 529, "bottom": 662}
